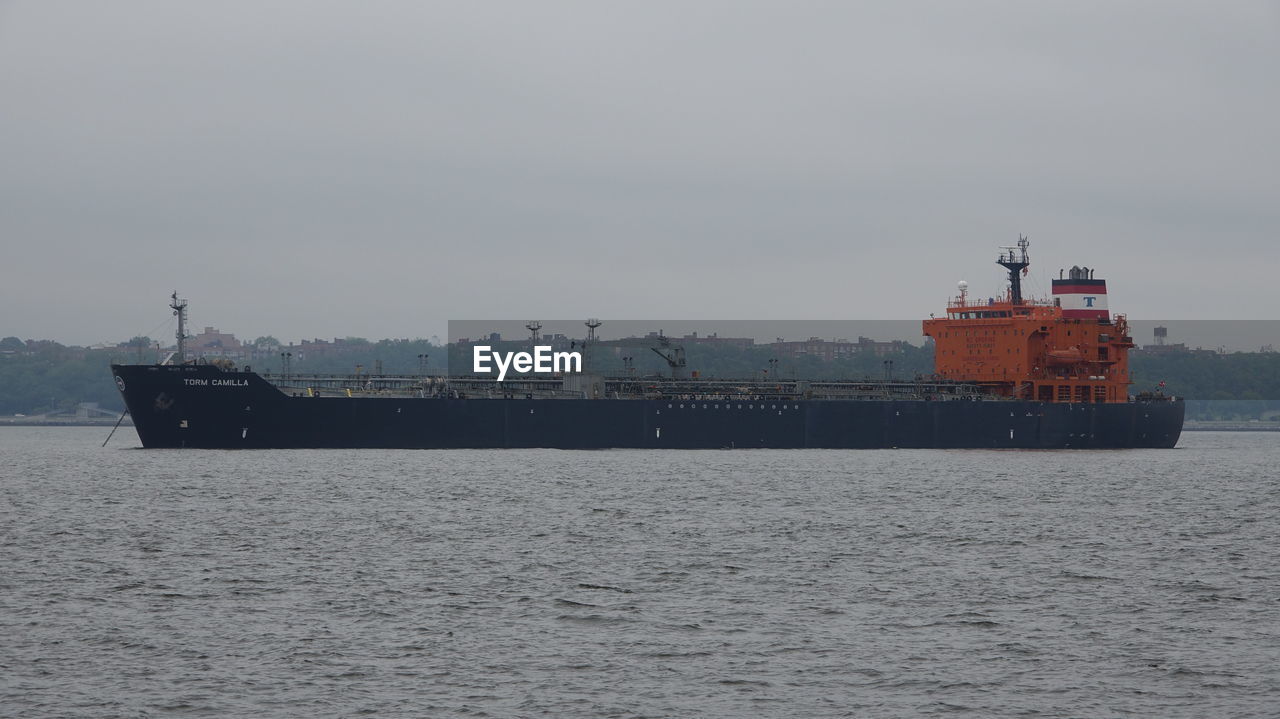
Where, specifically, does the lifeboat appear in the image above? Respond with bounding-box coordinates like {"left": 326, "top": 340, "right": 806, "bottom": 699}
{"left": 1046, "top": 347, "right": 1085, "bottom": 365}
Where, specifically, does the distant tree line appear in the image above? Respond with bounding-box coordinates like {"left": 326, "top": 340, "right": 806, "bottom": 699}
{"left": 1129, "top": 351, "right": 1280, "bottom": 421}
{"left": 264, "top": 338, "right": 440, "bottom": 376}
{"left": 0, "top": 338, "right": 130, "bottom": 415}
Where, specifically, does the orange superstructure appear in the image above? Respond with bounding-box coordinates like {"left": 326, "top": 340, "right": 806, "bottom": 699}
{"left": 922, "top": 237, "right": 1135, "bottom": 403}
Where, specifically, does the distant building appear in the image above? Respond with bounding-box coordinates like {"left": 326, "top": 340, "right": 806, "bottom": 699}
{"left": 288, "top": 337, "right": 366, "bottom": 360}
{"left": 677, "top": 332, "right": 756, "bottom": 350}
{"left": 190, "top": 326, "right": 246, "bottom": 359}
{"left": 770, "top": 336, "right": 906, "bottom": 361}
{"left": 1138, "top": 325, "right": 1190, "bottom": 354}
{"left": 542, "top": 333, "right": 575, "bottom": 350}
{"left": 454, "top": 333, "right": 523, "bottom": 349}
{"left": 627, "top": 331, "right": 756, "bottom": 350}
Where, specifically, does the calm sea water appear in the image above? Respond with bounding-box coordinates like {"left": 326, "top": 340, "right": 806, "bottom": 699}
{"left": 2, "top": 428, "right": 1277, "bottom": 718}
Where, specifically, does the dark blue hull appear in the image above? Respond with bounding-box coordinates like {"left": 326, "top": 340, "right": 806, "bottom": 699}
{"left": 111, "top": 365, "right": 1184, "bottom": 449}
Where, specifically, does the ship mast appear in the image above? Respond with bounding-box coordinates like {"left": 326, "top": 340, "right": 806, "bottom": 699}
{"left": 997, "top": 235, "right": 1031, "bottom": 305}
{"left": 170, "top": 291, "right": 189, "bottom": 364}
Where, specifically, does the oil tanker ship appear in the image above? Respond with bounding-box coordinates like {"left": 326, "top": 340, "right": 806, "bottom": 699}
{"left": 110, "top": 240, "right": 1183, "bottom": 449}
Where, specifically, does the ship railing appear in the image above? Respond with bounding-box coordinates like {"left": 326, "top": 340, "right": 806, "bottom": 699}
{"left": 259, "top": 372, "right": 1001, "bottom": 401}
{"left": 945, "top": 297, "right": 1057, "bottom": 310}
{"left": 263, "top": 372, "right": 441, "bottom": 390}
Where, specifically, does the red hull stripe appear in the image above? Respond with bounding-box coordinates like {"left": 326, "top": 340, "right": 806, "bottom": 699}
{"left": 1061, "top": 309, "right": 1110, "bottom": 319}
{"left": 1052, "top": 284, "right": 1109, "bottom": 295}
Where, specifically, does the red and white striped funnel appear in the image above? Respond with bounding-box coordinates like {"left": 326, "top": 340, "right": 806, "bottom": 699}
{"left": 1052, "top": 265, "right": 1108, "bottom": 320}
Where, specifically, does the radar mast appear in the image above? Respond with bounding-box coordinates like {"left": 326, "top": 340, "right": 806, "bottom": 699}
{"left": 997, "top": 235, "right": 1031, "bottom": 305}
{"left": 170, "top": 291, "right": 189, "bottom": 364}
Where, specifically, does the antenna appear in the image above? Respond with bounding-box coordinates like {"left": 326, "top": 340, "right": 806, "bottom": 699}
{"left": 170, "top": 291, "right": 189, "bottom": 363}
{"left": 585, "top": 318, "right": 601, "bottom": 344}
{"left": 525, "top": 321, "right": 542, "bottom": 347}
{"left": 996, "top": 235, "right": 1031, "bottom": 304}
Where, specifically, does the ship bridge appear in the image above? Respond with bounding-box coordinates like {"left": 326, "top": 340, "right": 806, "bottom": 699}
{"left": 923, "top": 238, "right": 1135, "bottom": 404}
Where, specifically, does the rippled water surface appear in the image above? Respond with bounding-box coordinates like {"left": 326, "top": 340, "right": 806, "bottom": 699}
{"left": 3, "top": 428, "right": 1278, "bottom": 717}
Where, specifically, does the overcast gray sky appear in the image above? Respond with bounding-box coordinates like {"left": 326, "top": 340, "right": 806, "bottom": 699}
{"left": 2, "top": 1, "right": 1277, "bottom": 345}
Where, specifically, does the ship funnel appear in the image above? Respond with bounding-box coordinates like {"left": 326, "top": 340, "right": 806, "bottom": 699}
{"left": 1052, "top": 267, "right": 1109, "bottom": 320}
